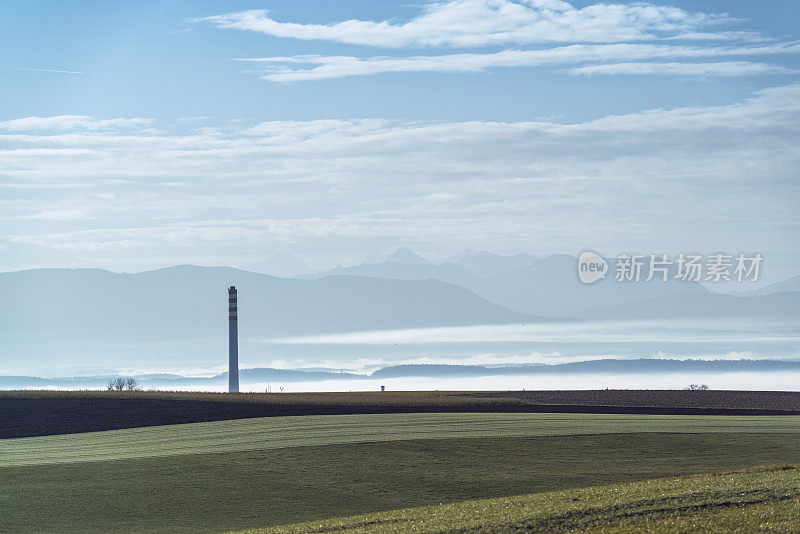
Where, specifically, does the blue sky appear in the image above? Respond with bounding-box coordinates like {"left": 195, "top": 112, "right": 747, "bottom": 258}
{"left": 1, "top": 0, "right": 799, "bottom": 282}
{"left": 3, "top": 1, "right": 799, "bottom": 122}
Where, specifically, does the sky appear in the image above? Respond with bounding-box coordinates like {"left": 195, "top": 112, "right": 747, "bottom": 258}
{"left": 2, "top": 0, "right": 799, "bottom": 282}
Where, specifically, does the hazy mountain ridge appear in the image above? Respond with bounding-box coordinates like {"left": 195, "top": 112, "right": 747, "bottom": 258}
{"left": 2, "top": 256, "right": 798, "bottom": 375}
{"left": 297, "top": 251, "right": 770, "bottom": 318}
{"left": 0, "top": 265, "right": 531, "bottom": 344}
{"left": 303, "top": 260, "right": 476, "bottom": 288}
{"left": 2, "top": 257, "right": 796, "bottom": 346}
{"left": 299, "top": 250, "right": 799, "bottom": 319}
{"left": 464, "top": 254, "right": 713, "bottom": 317}
{"left": 371, "top": 359, "right": 800, "bottom": 378}
{"left": 305, "top": 249, "right": 541, "bottom": 284}
{"left": 455, "top": 251, "right": 541, "bottom": 278}
{"left": 3, "top": 359, "right": 800, "bottom": 390}
{"left": 749, "top": 275, "right": 800, "bottom": 295}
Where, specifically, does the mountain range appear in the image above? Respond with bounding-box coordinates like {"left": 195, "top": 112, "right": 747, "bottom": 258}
{"left": 2, "top": 251, "right": 798, "bottom": 346}
{"left": 2, "top": 249, "right": 798, "bottom": 376}
{"left": 0, "top": 265, "right": 530, "bottom": 345}
{"left": 302, "top": 249, "right": 797, "bottom": 319}
{"left": 3, "top": 359, "right": 799, "bottom": 390}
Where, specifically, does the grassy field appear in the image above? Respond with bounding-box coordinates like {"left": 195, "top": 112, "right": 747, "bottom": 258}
{"left": 3, "top": 412, "right": 800, "bottom": 466}
{"left": 4, "top": 389, "right": 800, "bottom": 438}
{"left": 2, "top": 434, "right": 799, "bottom": 533}
{"left": 244, "top": 465, "right": 800, "bottom": 533}
{"left": 3, "top": 398, "right": 799, "bottom": 532}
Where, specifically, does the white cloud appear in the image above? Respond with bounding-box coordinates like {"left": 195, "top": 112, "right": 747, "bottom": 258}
{"left": 0, "top": 66, "right": 84, "bottom": 74}
{"left": 0, "top": 115, "right": 153, "bottom": 132}
{"left": 20, "top": 209, "right": 96, "bottom": 221}
{"left": 199, "top": 1, "right": 740, "bottom": 48}
{"left": 176, "top": 116, "right": 214, "bottom": 122}
{"left": 200, "top": 2, "right": 800, "bottom": 83}
{"left": 567, "top": 61, "right": 796, "bottom": 77}
{"left": 1, "top": 84, "right": 798, "bottom": 275}
{"left": 238, "top": 42, "right": 800, "bottom": 82}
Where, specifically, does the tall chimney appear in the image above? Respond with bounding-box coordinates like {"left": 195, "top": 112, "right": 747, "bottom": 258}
{"left": 228, "top": 286, "right": 239, "bottom": 393}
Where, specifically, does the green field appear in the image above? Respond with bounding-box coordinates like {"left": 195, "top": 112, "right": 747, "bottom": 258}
{"left": 3, "top": 412, "right": 800, "bottom": 466}
{"left": 246, "top": 465, "right": 800, "bottom": 533}
{"left": 1, "top": 412, "right": 799, "bottom": 532}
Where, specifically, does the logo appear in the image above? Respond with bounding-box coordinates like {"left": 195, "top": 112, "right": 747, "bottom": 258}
{"left": 578, "top": 251, "right": 608, "bottom": 284}
{"left": 575, "top": 251, "right": 762, "bottom": 284}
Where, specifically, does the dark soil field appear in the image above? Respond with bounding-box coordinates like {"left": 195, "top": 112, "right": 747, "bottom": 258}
{"left": 2, "top": 389, "right": 800, "bottom": 438}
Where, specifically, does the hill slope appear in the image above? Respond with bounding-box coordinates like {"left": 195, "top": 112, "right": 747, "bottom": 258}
{"left": 3, "top": 436, "right": 798, "bottom": 533}
{"left": 248, "top": 466, "right": 800, "bottom": 534}
{"left": 0, "top": 265, "right": 529, "bottom": 343}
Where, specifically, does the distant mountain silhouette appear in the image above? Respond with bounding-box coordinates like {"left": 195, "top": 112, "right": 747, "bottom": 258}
{"left": 383, "top": 247, "right": 432, "bottom": 265}
{"left": 455, "top": 251, "right": 540, "bottom": 278}
{"left": 305, "top": 249, "right": 541, "bottom": 285}
{"left": 302, "top": 246, "right": 476, "bottom": 287}
{"left": 750, "top": 274, "right": 800, "bottom": 295}
{"left": 0, "top": 367, "right": 362, "bottom": 389}
{"left": 302, "top": 252, "right": 723, "bottom": 318}
{"left": 304, "top": 260, "right": 476, "bottom": 287}
{"left": 370, "top": 364, "right": 540, "bottom": 378}
{"left": 463, "top": 254, "right": 707, "bottom": 317}
{"left": 3, "top": 359, "right": 799, "bottom": 389}
{"left": 0, "top": 265, "right": 531, "bottom": 346}
{"left": 372, "top": 359, "right": 800, "bottom": 378}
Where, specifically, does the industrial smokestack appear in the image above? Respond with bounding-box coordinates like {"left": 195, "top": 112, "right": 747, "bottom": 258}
{"left": 228, "top": 285, "right": 239, "bottom": 393}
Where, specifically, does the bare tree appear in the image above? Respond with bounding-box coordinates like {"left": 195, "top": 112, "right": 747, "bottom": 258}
{"left": 124, "top": 377, "right": 140, "bottom": 391}
{"left": 107, "top": 376, "right": 140, "bottom": 391}
{"left": 108, "top": 377, "right": 126, "bottom": 391}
